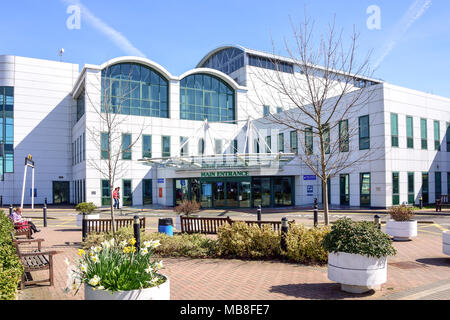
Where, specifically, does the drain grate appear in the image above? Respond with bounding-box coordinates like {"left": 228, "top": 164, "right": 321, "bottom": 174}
{"left": 388, "top": 261, "right": 428, "bottom": 269}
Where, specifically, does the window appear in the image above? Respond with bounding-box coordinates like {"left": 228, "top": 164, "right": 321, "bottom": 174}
{"left": 447, "top": 122, "right": 450, "bottom": 152}
{"left": 162, "top": 136, "right": 171, "bottom": 157}
{"left": 323, "top": 125, "right": 330, "bottom": 154}
{"left": 101, "top": 132, "right": 109, "bottom": 159}
{"left": 392, "top": 172, "right": 399, "bottom": 205}
{"left": 142, "top": 135, "right": 152, "bottom": 158}
{"left": 263, "top": 105, "right": 270, "bottom": 116}
{"left": 248, "top": 54, "right": 294, "bottom": 73}
{"left": 391, "top": 113, "right": 398, "bottom": 147}
{"left": 434, "top": 120, "right": 440, "bottom": 151}
{"left": 180, "top": 137, "right": 189, "bottom": 156}
{"left": 339, "top": 120, "right": 349, "bottom": 152}
{"left": 360, "top": 173, "right": 371, "bottom": 207}
{"left": 101, "top": 179, "right": 111, "bottom": 206}
{"left": 76, "top": 90, "right": 85, "bottom": 122}
{"left": 122, "top": 133, "right": 132, "bottom": 160}
{"left": 199, "top": 47, "right": 245, "bottom": 75}
{"left": 266, "top": 136, "right": 272, "bottom": 153}
{"left": 422, "top": 172, "right": 429, "bottom": 204}
{"left": 290, "top": 131, "right": 298, "bottom": 154}
{"left": 408, "top": 172, "right": 415, "bottom": 204}
{"left": 254, "top": 138, "right": 260, "bottom": 154}
{"left": 278, "top": 133, "right": 284, "bottom": 153}
{"left": 180, "top": 73, "right": 235, "bottom": 122}
{"left": 142, "top": 179, "right": 152, "bottom": 205}
{"left": 101, "top": 63, "right": 169, "bottom": 118}
{"left": 406, "top": 116, "right": 414, "bottom": 149}
{"left": 233, "top": 139, "right": 238, "bottom": 154}
{"left": 435, "top": 172, "right": 442, "bottom": 201}
{"left": 359, "top": 116, "right": 370, "bottom": 150}
{"left": 83, "top": 133, "right": 86, "bottom": 161}
{"left": 448, "top": 172, "right": 450, "bottom": 196}
{"left": 420, "top": 118, "right": 427, "bottom": 150}
{"left": 0, "top": 86, "right": 14, "bottom": 178}
{"left": 276, "top": 107, "right": 283, "bottom": 114}
{"left": 305, "top": 127, "right": 313, "bottom": 155}
{"left": 122, "top": 179, "right": 132, "bottom": 206}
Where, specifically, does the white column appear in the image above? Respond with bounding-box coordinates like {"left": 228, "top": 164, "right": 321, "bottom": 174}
{"left": 20, "top": 165, "right": 27, "bottom": 209}
{"left": 31, "top": 166, "right": 35, "bottom": 210}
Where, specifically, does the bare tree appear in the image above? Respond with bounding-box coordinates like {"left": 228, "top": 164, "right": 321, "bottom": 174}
{"left": 249, "top": 15, "right": 380, "bottom": 225}
{"left": 84, "top": 63, "right": 146, "bottom": 234}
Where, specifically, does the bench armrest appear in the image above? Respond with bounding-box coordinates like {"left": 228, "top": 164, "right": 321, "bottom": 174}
{"left": 15, "top": 238, "right": 44, "bottom": 245}
{"left": 20, "top": 251, "right": 59, "bottom": 257}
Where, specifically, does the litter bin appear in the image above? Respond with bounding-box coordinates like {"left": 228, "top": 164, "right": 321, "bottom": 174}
{"left": 158, "top": 218, "right": 173, "bottom": 236}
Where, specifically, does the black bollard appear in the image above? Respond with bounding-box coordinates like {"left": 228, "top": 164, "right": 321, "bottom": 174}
{"left": 9, "top": 204, "right": 13, "bottom": 216}
{"left": 313, "top": 200, "right": 318, "bottom": 228}
{"left": 257, "top": 205, "right": 262, "bottom": 222}
{"left": 281, "top": 217, "right": 289, "bottom": 251}
{"left": 374, "top": 215, "right": 381, "bottom": 230}
{"left": 0, "top": 195, "right": 2, "bottom": 207}
{"left": 43, "top": 204, "right": 47, "bottom": 227}
{"left": 419, "top": 197, "right": 423, "bottom": 209}
{"left": 44, "top": 197, "right": 48, "bottom": 206}
{"left": 82, "top": 212, "right": 87, "bottom": 242}
{"left": 133, "top": 215, "right": 141, "bottom": 252}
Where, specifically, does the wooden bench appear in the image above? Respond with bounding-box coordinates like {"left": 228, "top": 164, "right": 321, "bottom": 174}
{"left": 14, "top": 223, "right": 32, "bottom": 239}
{"left": 10, "top": 232, "right": 58, "bottom": 289}
{"left": 85, "top": 217, "right": 146, "bottom": 234}
{"left": 436, "top": 195, "right": 449, "bottom": 212}
{"left": 179, "top": 216, "right": 296, "bottom": 235}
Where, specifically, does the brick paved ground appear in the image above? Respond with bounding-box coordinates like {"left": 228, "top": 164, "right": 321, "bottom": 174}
{"left": 15, "top": 218, "right": 450, "bottom": 300}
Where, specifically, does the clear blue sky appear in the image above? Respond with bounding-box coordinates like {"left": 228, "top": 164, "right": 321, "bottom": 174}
{"left": 1, "top": 0, "right": 449, "bottom": 97}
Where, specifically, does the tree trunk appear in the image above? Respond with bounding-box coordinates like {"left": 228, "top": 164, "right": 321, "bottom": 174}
{"left": 322, "top": 178, "right": 329, "bottom": 226}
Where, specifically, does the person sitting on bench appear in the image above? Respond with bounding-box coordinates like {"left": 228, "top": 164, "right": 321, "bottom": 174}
{"left": 9, "top": 207, "right": 40, "bottom": 235}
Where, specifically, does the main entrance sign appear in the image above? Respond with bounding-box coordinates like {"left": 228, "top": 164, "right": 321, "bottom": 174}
{"left": 201, "top": 171, "right": 249, "bottom": 178}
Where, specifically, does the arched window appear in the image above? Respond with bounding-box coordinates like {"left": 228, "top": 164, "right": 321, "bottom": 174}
{"left": 101, "top": 63, "right": 169, "bottom": 118}
{"left": 180, "top": 73, "right": 235, "bottom": 123}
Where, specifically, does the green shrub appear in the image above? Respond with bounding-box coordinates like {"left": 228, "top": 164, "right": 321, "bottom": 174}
{"left": 84, "top": 227, "right": 218, "bottom": 259}
{"left": 323, "top": 218, "right": 397, "bottom": 259}
{"left": 0, "top": 211, "right": 24, "bottom": 300}
{"left": 389, "top": 205, "right": 415, "bottom": 221}
{"left": 75, "top": 202, "right": 97, "bottom": 214}
{"left": 216, "top": 222, "right": 281, "bottom": 259}
{"left": 284, "top": 224, "right": 331, "bottom": 264}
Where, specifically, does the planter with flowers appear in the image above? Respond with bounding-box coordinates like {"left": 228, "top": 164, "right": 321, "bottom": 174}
{"left": 65, "top": 238, "right": 170, "bottom": 300}
{"left": 385, "top": 205, "right": 417, "bottom": 241}
{"left": 75, "top": 202, "right": 100, "bottom": 227}
{"left": 174, "top": 200, "right": 201, "bottom": 231}
{"left": 323, "top": 218, "right": 397, "bottom": 294}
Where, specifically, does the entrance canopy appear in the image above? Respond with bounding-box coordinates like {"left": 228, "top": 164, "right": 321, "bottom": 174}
{"left": 138, "top": 152, "right": 296, "bottom": 170}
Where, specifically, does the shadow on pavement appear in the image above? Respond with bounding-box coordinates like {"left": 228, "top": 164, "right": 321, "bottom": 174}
{"left": 269, "top": 282, "right": 375, "bottom": 300}
{"left": 54, "top": 229, "right": 81, "bottom": 232}
{"left": 416, "top": 258, "right": 450, "bottom": 267}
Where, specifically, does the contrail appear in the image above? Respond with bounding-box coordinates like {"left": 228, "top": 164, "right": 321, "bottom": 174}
{"left": 374, "top": 0, "right": 432, "bottom": 69}
{"left": 63, "top": 0, "right": 146, "bottom": 58}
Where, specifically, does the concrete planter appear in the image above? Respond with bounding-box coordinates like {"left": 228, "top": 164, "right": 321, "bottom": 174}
{"left": 76, "top": 214, "right": 100, "bottom": 227}
{"left": 443, "top": 231, "right": 450, "bottom": 256}
{"left": 385, "top": 220, "right": 417, "bottom": 241}
{"left": 84, "top": 275, "right": 170, "bottom": 300}
{"left": 328, "top": 252, "right": 387, "bottom": 294}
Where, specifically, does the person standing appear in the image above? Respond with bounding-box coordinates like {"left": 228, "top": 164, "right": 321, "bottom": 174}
{"left": 113, "top": 187, "right": 120, "bottom": 209}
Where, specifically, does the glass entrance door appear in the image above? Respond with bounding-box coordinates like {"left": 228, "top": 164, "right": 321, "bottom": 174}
{"left": 340, "top": 174, "right": 350, "bottom": 206}
{"left": 213, "top": 182, "right": 225, "bottom": 207}
{"left": 239, "top": 181, "right": 251, "bottom": 208}
{"left": 53, "top": 181, "right": 70, "bottom": 205}
{"left": 226, "top": 182, "right": 238, "bottom": 207}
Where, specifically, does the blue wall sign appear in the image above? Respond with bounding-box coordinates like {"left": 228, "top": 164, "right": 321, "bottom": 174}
{"left": 303, "top": 175, "right": 317, "bottom": 181}
{"left": 157, "top": 178, "right": 165, "bottom": 184}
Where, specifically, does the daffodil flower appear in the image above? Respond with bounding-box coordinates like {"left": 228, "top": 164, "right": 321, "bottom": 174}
{"left": 77, "top": 249, "right": 86, "bottom": 256}
{"left": 129, "top": 238, "right": 136, "bottom": 246}
{"left": 80, "top": 264, "right": 87, "bottom": 272}
{"left": 88, "top": 275, "right": 100, "bottom": 286}
{"left": 91, "top": 255, "right": 100, "bottom": 263}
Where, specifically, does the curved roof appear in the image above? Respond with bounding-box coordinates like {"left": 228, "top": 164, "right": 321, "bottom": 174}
{"left": 179, "top": 68, "right": 245, "bottom": 91}
{"left": 196, "top": 45, "right": 247, "bottom": 68}
{"left": 99, "top": 56, "right": 174, "bottom": 80}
